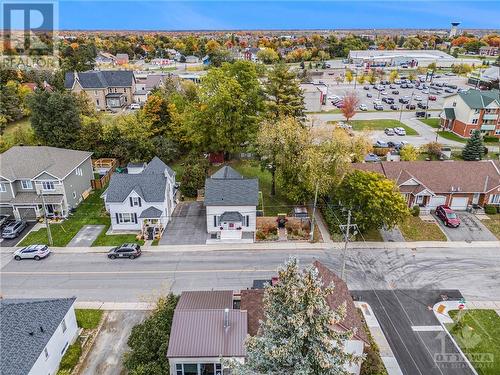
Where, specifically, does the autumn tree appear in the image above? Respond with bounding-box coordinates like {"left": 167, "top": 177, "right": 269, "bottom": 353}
{"left": 228, "top": 257, "right": 358, "bottom": 375}
{"left": 400, "top": 144, "right": 419, "bottom": 161}
{"left": 345, "top": 70, "right": 353, "bottom": 84}
{"left": 341, "top": 91, "right": 359, "bottom": 123}
{"left": 424, "top": 141, "right": 442, "bottom": 159}
{"left": 257, "top": 48, "right": 279, "bottom": 64}
{"left": 403, "top": 37, "right": 424, "bottom": 50}
{"left": 389, "top": 70, "right": 399, "bottom": 83}
{"left": 264, "top": 62, "right": 305, "bottom": 121}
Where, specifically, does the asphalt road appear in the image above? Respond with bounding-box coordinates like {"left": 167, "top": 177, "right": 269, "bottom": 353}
{"left": 354, "top": 289, "right": 474, "bottom": 375}
{"left": 1, "top": 246, "right": 499, "bottom": 302}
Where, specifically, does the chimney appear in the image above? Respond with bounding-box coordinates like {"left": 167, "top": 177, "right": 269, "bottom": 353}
{"left": 223, "top": 308, "right": 230, "bottom": 329}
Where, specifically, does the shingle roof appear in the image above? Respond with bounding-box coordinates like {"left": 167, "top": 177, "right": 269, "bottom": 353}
{"left": 105, "top": 157, "right": 174, "bottom": 203}
{"left": 0, "top": 146, "right": 92, "bottom": 180}
{"left": 458, "top": 89, "right": 500, "bottom": 109}
{"left": 204, "top": 166, "right": 258, "bottom": 206}
{"left": 138, "top": 206, "right": 163, "bottom": 218}
{"left": 353, "top": 160, "right": 500, "bottom": 193}
{"left": 211, "top": 166, "right": 243, "bottom": 179}
{"left": 176, "top": 291, "right": 234, "bottom": 310}
{"left": 240, "top": 289, "right": 265, "bottom": 336}
{"left": 167, "top": 309, "right": 247, "bottom": 358}
{"left": 105, "top": 173, "right": 166, "bottom": 202}
{"left": 0, "top": 298, "right": 76, "bottom": 375}
{"left": 65, "top": 70, "right": 135, "bottom": 89}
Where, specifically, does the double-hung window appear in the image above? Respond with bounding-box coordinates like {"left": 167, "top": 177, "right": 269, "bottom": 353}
{"left": 21, "top": 180, "right": 32, "bottom": 189}
{"left": 42, "top": 181, "right": 55, "bottom": 191}
{"left": 0, "top": 184, "right": 6, "bottom": 193}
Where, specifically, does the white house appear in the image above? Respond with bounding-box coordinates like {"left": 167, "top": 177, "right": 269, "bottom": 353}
{"left": 102, "top": 157, "right": 177, "bottom": 240}
{"left": 0, "top": 298, "right": 79, "bottom": 375}
{"left": 204, "top": 166, "right": 259, "bottom": 243}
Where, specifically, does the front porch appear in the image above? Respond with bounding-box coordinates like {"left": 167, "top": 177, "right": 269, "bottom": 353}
{"left": 11, "top": 192, "right": 66, "bottom": 221}
{"left": 139, "top": 207, "right": 165, "bottom": 240}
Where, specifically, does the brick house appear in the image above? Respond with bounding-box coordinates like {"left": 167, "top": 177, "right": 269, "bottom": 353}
{"left": 65, "top": 70, "right": 136, "bottom": 110}
{"left": 353, "top": 160, "right": 500, "bottom": 211}
{"left": 440, "top": 89, "right": 500, "bottom": 139}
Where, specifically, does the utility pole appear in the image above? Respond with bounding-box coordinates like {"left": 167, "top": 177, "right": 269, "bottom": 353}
{"left": 309, "top": 181, "right": 320, "bottom": 242}
{"left": 340, "top": 210, "right": 357, "bottom": 281}
{"left": 39, "top": 191, "right": 53, "bottom": 246}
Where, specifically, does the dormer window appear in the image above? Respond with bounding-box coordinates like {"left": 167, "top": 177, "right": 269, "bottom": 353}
{"left": 21, "top": 180, "right": 33, "bottom": 189}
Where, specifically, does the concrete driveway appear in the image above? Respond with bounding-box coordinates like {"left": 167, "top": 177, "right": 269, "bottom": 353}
{"left": 81, "top": 310, "right": 148, "bottom": 375}
{"left": 433, "top": 212, "right": 497, "bottom": 242}
{"left": 160, "top": 201, "right": 208, "bottom": 245}
{"left": 67, "top": 225, "right": 105, "bottom": 247}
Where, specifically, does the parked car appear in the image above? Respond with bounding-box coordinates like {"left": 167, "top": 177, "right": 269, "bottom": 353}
{"left": 418, "top": 102, "right": 428, "bottom": 109}
{"left": 14, "top": 245, "right": 50, "bottom": 261}
{"left": 435, "top": 205, "right": 461, "bottom": 227}
{"left": 392, "top": 90, "right": 399, "bottom": 95}
{"left": 363, "top": 85, "right": 370, "bottom": 90}
{"left": 328, "top": 95, "right": 341, "bottom": 102}
{"left": 406, "top": 104, "right": 416, "bottom": 110}
{"left": 0, "top": 214, "right": 12, "bottom": 230}
{"left": 374, "top": 104, "right": 384, "bottom": 111}
{"left": 2, "top": 220, "right": 27, "bottom": 239}
{"left": 394, "top": 127, "right": 406, "bottom": 136}
{"left": 390, "top": 104, "right": 398, "bottom": 110}
{"left": 401, "top": 83, "right": 408, "bottom": 89}
{"left": 414, "top": 96, "right": 422, "bottom": 101}
{"left": 108, "top": 243, "right": 142, "bottom": 259}
{"left": 359, "top": 104, "right": 368, "bottom": 111}
{"left": 381, "top": 91, "right": 388, "bottom": 95}
{"left": 384, "top": 128, "right": 395, "bottom": 136}
{"left": 364, "top": 153, "right": 381, "bottom": 162}
{"left": 130, "top": 103, "right": 141, "bottom": 110}
{"left": 416, "top": 111, "right": 430, "bottom": 118}
{"left": 428, "top": 95, "right": 437, "bottom": 101}
{"left": 444, "top": 88, "right": 454, "bottom": 93}
{"left": 366, "top": 92, "right": 373, "bottom": 98}
{"left": 335, "top": 101, "right": 345, "bottom": 108}
{"left": 374, "top": 140, "right": 389, "bottom": 148}
{"left": 399, "top": 97, "right": 409, "bottom": 104}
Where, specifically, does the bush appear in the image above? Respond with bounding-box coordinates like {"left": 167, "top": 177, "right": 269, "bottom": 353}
{"left": 484, "top": 204, "right": 497, "bottom": 215}
{"left": 483, "top": 136, "right": 499, "bottom": 143}
{"left": 256, "top": 230, "right": 266, "bottom": 240}
{"left": 372, "top": 147, "right": 390, "bottom": 156}
{"left": 411, "top": 205, "right": 420, "bottom": 217}
{"left": 180, "top": 156, "right": 209, "bottom": 197}
{"left": 57, "top": 339, "right": 82, "bottom": 374}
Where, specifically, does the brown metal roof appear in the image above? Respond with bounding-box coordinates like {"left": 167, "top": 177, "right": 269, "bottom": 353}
{"left": 167, "top": 309, "right": 247, "bottom": 358}
{"left": 176, "top": 290, "right": 234, "bottom": 310}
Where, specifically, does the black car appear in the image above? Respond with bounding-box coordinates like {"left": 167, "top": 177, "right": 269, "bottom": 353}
{"left": 108, "top": 243, "right": 142, "bottom": 259}
{"left": 399, "top": 98, "right": 409, "bottom": 104}
{"left": 418, "top": 102, "right": 428, "bottom": 109}
{"left": 390, "top": 104, "right": 398, "bottom": 110}
{"left": 392, "top": 90, "right": 399, "bottom": 95}
{"left": 406, "top": 104, "right": 416, "bottom": 110}
{"left": 444, "top": 88, "right": 454, "bottom": 93}
{"left": 1, "top": 220, "right": 27, "bottom": 239}
{"left": 363, "top": 85, "right": 370, "bottom": 90}
{"left": 416, "top": 111, "right": 430, "bottom": 118}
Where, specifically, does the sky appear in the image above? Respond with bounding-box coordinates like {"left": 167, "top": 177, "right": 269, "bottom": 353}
{"left": 57, "top": 1, "right": 500, "bottom": 30}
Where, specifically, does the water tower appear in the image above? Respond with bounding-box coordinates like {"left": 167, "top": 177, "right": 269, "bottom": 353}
{"left": 450, "top": 22, "right": 460, "bottom": 38}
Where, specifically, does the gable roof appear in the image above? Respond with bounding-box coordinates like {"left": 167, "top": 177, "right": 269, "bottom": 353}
{"left": 167, "top": 309, "right": 247, "bottom": 358}
{"left": 458, "top": 89, "right": 500, "bottom": 109}
{"left": 204, "top": 166, "right": 259, "bottom": 206}
{"left": 0, "top": 298, "right": 76, "bottom": 375}
{"left": 65, "top": 70, "right": 135, "bottom": 89}
{"left": 0, "top": 146, "right": 92, "bottom": 181}
{"left": 138, "top": 206, "right": 163, "bottom": 218}
{"left": 354, "top": 161, "right": 500, "bottom": 193}
{"left": 105, "top": 157, "right": 174, "bottom": 203}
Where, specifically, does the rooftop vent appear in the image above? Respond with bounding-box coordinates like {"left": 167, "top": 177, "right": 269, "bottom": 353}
{"left": 223, "top": 308, "right": 230, "bottom": 329}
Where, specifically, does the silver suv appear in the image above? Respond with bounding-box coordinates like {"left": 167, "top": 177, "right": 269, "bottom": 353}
{"left": 108, "top": 243, "right": 142, "bottom": 260}
{"left": 2, "top": 220, "right": 27, "bottom": 239}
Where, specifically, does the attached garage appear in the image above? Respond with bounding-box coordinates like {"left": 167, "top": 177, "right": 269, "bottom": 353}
{"left": 0, "top": 206, "right": 13, "bottom": 217}
{"left": 450, "top": 197, "right": 469, "bottom": 211}
{"left": 428, "top": 195, "right": 447, "bottom": 209}
{"left": 16, "top": 207, "right": 37, "bottom": 221}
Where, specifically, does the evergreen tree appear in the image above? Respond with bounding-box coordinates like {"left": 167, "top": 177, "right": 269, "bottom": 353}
{"left": 462, "top": 130, "right": 485, "bottom": 160}
{"left": 264, "top": 62, "right": 305, "bottom": 121}
{"left": 229, "top": 257, "right": 358, "bottom": 375}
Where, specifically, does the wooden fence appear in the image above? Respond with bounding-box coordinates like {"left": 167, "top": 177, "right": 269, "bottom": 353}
{"left": 91, "top": 158, "right": 117, "bottom": 190}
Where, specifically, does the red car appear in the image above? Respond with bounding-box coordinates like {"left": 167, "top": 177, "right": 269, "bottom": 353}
{"left": 428, "top": 95, "right": 437, "bottom": 101}
{"left": 435, "top": 205, "right": 460, "bottom": 227}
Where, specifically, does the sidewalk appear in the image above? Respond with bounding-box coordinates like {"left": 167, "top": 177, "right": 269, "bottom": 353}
{"left": 355, "top": 301, "right": 403, "bottom": 375}
{"left": 2, "top": 239, "right": 499, "bottom": 254}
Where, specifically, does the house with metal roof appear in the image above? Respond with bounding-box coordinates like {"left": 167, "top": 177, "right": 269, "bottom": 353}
{"left": 204, "top": 166, "right": 259, "bottom": 243}
{"left": 102, "top": 157, "right": 177, "bottom": 239}
{"left": 0, "top": 146, "right": 93, "bottom": 221}
{"left": 440, "top": 89, "right": 500, "bottom": 139}
{"left": 64, "top": 70, "right": 136, "bottom": 110}
{"left": 0, "top": 298, "right": 78, "bottom": 375}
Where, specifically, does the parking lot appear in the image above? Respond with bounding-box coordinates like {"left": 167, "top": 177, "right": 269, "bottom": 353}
{"left": 433, "top": 212, "right": 498, "bottom": 242}
{"left": 353, "top": 289, "right": 474, "bottom": 375}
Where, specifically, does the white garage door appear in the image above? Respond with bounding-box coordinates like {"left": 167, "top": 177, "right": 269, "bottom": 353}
{"left": 428, "top": 195, "right": 447, "bottom": 209}
{"left": 451, "top": 197, "right": 469, "bottom": 211}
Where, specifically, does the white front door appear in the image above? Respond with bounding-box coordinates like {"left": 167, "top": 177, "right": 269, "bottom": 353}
{"left": 472, "top": 193, "right": 480, "bottom": 205}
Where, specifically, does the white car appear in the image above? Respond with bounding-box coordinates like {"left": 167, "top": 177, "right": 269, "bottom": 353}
{"left": 359, "top": 104, "right": 368, "bottom": 111}
{"left": 14, "top": 245, "right": 51, "bottom": 261}
{"left": 130, "top": 103, "right": 141, "bottom": 110}
{"left": 414, "top": 96, "right": 422, "bottom": 101}
{"left": 394, "top": 127, "right": 406, "bottom": 136}
{"left": 381, "top": 91, "right": 388, "bottom": 95}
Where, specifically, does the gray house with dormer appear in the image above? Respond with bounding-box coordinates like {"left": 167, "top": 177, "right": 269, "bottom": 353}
{"left": 102, "top": 157, "right": 177, "bottom": 240}
{"left": 0, "top": 146, "right": 93, "bottom": 221}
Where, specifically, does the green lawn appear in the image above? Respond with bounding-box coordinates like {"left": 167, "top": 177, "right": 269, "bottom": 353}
{"left": 57, "top": 338, "right": 82, "bottom": 375}
{"left": 436, "top": 130, "right": 467, "bottom": 143}
{"left": 349, "top": 119, "right": 419, "bottom": 136}
{"left": 232, "top": 160, "right": 293, "bottom": 216}
{"left": 482, "top": 214, "right": 500, "bottom": 240}
{"left": 448, "top": 309, "right": 500, "bottom": 375}
{"left": 75, "top": 309, "right": 103, "bottom": 329}
{"left": 19, "top": 189, "right": 142, "bottom": 247}
{"left": 357, "top": 228, "right": 383, "bottom": 242}
{"left": 399, "top": 216, "right": 447, "bottom": 241}
{"left": 419, "top": 118, "right": 441, "bottom": 129}
{"left": 2, "top": 117, "right": 30, "bottom": 136}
